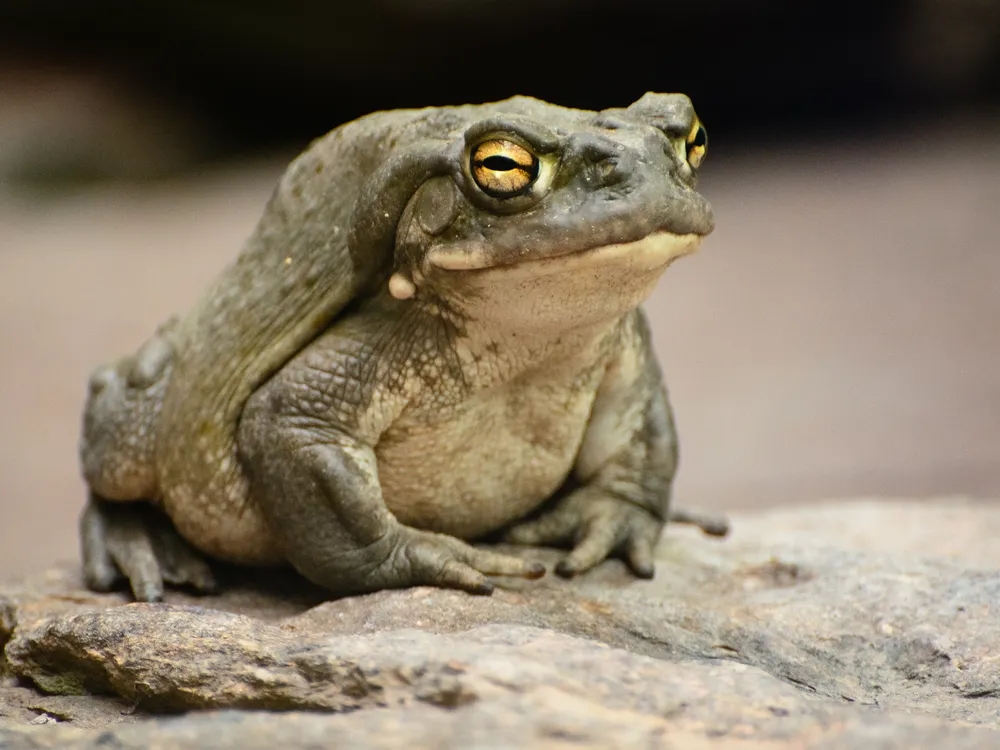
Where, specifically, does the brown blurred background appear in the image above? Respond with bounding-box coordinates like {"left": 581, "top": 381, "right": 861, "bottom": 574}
{"left": 1, "top": 0, "right": 998, "bottom": 577}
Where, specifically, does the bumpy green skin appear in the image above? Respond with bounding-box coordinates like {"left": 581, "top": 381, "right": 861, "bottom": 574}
{"left": 78, "top": 93, "right": 717, "bottom": 601}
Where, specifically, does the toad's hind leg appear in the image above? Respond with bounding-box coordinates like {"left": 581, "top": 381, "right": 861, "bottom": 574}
{"left": 80, "top": 319, "right": 177, "bottom": 502}
{"left": 79, "top": 319, "right": 216, "bottom": 601}
{"left": 80, "top": 493, "right": 217, "bottom": 602}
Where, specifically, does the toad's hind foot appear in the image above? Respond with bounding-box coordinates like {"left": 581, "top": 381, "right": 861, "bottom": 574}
{"left": 80, "top": 493, "right": 217, "bottom": 602}
{"left": 504, "top": 488, "right": 731, "bottom": 580}
{"left": 504, "top": 486, "right": 665, "bottom": 579}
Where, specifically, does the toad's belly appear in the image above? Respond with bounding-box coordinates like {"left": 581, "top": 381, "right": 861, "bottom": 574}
{"left": 376, "top": 383, "right": 600, "bottom": 539}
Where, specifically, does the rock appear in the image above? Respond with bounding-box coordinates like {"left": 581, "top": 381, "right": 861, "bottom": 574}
{"left": 0, "top": 683, "right": 132, "bottom": 731}
{"left": 0, "top": 700, "right": 994, "bottom": 750}
{"left": 2, "top": 498, "right": 999, "bottom": 748}
{"left": 2, "top": 696, "right": 999, "bottom": 750}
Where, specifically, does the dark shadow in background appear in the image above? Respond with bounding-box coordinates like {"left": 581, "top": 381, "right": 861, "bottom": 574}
{"left": 1, "top": 0, "right": 998, "bottom": 167}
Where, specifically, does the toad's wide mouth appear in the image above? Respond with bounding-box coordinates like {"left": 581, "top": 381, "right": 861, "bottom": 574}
{"left": 426, "top": 230, "right": 704, "bottom": 274}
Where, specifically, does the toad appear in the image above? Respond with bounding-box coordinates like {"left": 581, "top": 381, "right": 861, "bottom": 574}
{"left": 79, "top": 92, "right": 726, "bottom": 602}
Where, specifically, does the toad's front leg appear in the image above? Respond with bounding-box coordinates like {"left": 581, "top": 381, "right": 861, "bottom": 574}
{"left": 237, "top": 335, "right": 544, "bottom": 598}
{"left": 506, "top": 310, "right": 728, "bottom": 578}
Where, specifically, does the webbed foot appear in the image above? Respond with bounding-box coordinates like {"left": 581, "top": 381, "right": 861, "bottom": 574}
{"left": 505, "top": 487, "right": 729, "bottom": 579}
{"left": 80, "top": 493, "right": 217, "bottom": 602}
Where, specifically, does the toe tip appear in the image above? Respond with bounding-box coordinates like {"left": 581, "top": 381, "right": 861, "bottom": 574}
{"left": 132, "top": 583, "right": 164, "bottom": 603}
{"left": 472, "top": 579, "right": 495, "bottom": 596}
{"left": 632, "top": 564, "right": 655, "bottom": 579}
{"left": 525, "top": 562, "right": 546, "bottom": 579}
{"left": 554, "top": 560, "right": 577, "bottom": 579}
{"left": 703, "top": 520, "right": 731, "bottom": 537}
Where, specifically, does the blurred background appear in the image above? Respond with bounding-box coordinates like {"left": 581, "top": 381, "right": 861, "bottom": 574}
{"left": 1, "top": 0, "right": 998, "bottom": 576}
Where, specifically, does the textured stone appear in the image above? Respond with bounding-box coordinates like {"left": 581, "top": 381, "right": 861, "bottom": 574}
{"left": 2, "top": 499, "right": 999, "bottom": 748}
{"left": 1, "top": 698, "right": 998, "bottom": 750}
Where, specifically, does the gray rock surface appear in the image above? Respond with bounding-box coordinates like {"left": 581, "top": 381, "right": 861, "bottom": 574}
{"left": 2, "top": 499, "right": 998, "bottom": 748}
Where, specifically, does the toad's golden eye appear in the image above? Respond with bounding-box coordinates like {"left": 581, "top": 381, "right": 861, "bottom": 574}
{"left": 470, "top": 139, "right": 540, "bottom": 198}
{"left": 686, "top": 119, "right": 707, "bottom": 169}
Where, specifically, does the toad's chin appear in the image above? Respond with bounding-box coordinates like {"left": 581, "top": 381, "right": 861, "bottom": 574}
{"left": 426, "top": 230, "right": 703, "bottom": 275}
{"left": 422, "top": 230, "right": 703, "bottom": 333}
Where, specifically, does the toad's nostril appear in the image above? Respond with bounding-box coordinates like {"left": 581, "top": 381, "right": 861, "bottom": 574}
{"left": 598, "top": 157, "right": 621, "bottom": 182}
{"left": 581, "top": 141, "right": 619, "bottom": 164}
{"left": 573, "top": 135, "right": 632, "bottom": 186}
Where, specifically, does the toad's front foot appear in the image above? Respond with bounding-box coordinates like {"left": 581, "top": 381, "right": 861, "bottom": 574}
{"left": 318, "top": 525, "right": 547, "bottom": 597}
{"left": 505, "top": 488, "right": 729, "bottom": 579}
{"left": 80, "top": 494, "right": 217, "bottom": 602}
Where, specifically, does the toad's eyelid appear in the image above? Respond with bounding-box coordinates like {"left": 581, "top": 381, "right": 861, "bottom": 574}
{"left": 472, "top": 139, "right": 536, "bottom": 165}
{"left": 463, "top": 118, "right": 560, "bottom": 154}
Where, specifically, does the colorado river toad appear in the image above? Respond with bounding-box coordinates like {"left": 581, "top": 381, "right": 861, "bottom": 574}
{"left": 79, "top": 93, "right": 725, "bottom": 601}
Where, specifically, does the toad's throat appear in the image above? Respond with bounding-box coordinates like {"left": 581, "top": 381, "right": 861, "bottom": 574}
{"left": 427, "top": 230, "right": 703, "bottom": 273}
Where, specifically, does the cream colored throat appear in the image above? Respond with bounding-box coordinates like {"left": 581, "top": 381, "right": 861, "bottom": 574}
{"left": 428, "top": 231, "right": 704, "bottom": 273}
